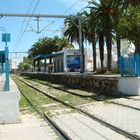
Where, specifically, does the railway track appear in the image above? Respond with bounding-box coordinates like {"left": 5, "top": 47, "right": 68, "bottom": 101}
{"left": 18, "top": 84, "right": 72, "bottom": 140}
{"left": 14, "top": 76, "right": 140, "bottom": 140}
{"left": 25, "top": 77, "right": 140, "bottom": 112}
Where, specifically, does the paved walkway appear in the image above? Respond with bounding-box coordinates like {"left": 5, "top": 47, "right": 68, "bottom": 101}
{"left": 0, "top": 76, "right": 59, "bottom": 140}
{"left": 0, "top": 114, "right": 58, "bottom": 140}
{"left": 81, "top": 101, "right": 140, "bottom": 137}
{"left": 0, "top": 74, "right": 21, "bottom": 92}
{"left": 53, "top": 112, "right": 129, "bottom": 140}
{"left": 111, "top": 97, "right": 140, "bottom": 110}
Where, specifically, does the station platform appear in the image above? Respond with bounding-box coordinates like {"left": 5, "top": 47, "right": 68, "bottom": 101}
{"left": 0, "top": 114, "right": 57, "bottom": 140}
{"left": 0, "top": 73, "right": 20, "bottom": 93}
{"left": 0, "top": 74, "right": 5, "bottom": 92}
{"left": 0, "top": 74, "right": 20, "bottom": 124}
{"left": 0, "top": 75, "right": 58, "bottom": 140}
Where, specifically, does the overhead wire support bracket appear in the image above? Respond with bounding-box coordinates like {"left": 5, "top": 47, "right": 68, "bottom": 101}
{"left": 0, "top": 12, "right": 84, "bottom": 72}
{"left": 36, "top": 17, "right": 40, "bottom": 33}
{"left": 0, "top": 13, "right": 69, "bottom": 19}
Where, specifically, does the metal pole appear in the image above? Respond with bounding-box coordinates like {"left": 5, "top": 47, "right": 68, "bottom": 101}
{"left": 78, "top": 18, "right": 84, "bottom": 73}
{"left": 37, "top": 17, "right": 40, "bottom": 33}
{"left": 0, "top": 27, "right": 10, "bottom": 91}
{"left": 5, "top": 41, "right": 10, "bottom": 91}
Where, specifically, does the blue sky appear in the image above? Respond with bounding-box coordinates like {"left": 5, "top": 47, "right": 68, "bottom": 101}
{"left": 0, "top": 0, "right": 88, "bottom": 60}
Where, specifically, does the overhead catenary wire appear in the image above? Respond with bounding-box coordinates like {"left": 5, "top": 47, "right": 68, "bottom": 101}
{"left": 11, "top": 0, "right": 87, "bottom": 56}
{"left": 41, "top": 0, "right": 81, "bottom": 37}
{"left": 48, "top": 0, "right": 89, "bottom": 37}
{"left": 13, "top": 0, "right": 85, "bottom": 48}
{"left": 14, "top": 0, "right": 41, "bottom": 51}
{"left": 13, "top": 0, "right": 34, "bottom": 52}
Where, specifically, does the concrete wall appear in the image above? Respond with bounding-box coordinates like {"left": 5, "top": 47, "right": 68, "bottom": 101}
{"left": 118, "top": 77, "right": 140, "bottom": 95}
{"left": 22, "top": 73, "right": 140, "bottom": 96}
{"left": 22, "top": 73, "right": 118, "bottom": 93}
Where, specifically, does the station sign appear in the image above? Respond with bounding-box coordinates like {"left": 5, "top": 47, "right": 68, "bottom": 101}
{"left": 2, "top": 33, "right": 11, "bottom": 42}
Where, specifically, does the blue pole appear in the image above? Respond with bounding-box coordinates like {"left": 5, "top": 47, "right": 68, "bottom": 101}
{"left": 120, "top": 55, "right": 124, "bottom": 77}
{"left": 5, "top": 42, "right": 10, "bottom": 91}
{"left": 136, "top": 54, "right": 140, "bottom": 77}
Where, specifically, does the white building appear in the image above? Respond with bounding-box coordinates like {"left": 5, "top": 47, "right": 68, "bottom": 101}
{"left": 34, "top": 48, "right": 88, "bottom": 73}
{"left": 85, "top": 39, "right": 133, "bottom": 71}
{"left": 34, "top": 39, "right": 134, "bottom": 73}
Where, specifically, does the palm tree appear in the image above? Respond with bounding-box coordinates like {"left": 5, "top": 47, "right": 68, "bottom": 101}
{"left": 88, "top": 0, "right": 118, "bottom": 71}
{"left": 83, "top": 10, "right": 97, "bottom": 72}
{"left": 29, "top": 36, "right": 73, "bottom": 56}
{"left": 64, "top": 13, "right": 87, "bottom": 72}
{"left": 87, "top": 29, "right": 97, "bottom": 72}
{"left": 118, "top": 5, "right": 140, "bottom": 53}
{"left": 55, "top": 37, "right": 74, "bottom": 50}
{"left": 114, "top": 0, "right": 140, "bottom": 60}
{"left": 97, "top": 26, "right": 105, "bottom": 71}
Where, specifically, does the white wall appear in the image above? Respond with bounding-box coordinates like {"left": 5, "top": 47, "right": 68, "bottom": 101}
{"left": 118, "top": 77, "right": 140, "bottom": 95}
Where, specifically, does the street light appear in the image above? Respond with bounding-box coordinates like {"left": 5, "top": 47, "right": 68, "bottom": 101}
{"left": 0, "top": 26, "right": 10, "bottom": 91}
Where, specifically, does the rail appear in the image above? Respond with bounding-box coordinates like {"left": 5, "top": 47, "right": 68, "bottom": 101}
{"left": 15, "top": 76, "right": 140, "bottom": 140}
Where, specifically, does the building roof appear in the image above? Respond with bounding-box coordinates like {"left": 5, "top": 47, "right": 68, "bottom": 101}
{"left": 33, "top": 54, "right": 47, "bottom": 60}
{"left": 0, "top": 51, "right": 5, "bottom": 55}
{"left": 33, "top": 52, "right": 64, "bottom": 60}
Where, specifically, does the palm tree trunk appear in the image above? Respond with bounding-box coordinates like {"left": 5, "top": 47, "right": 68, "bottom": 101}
{"left": 33, "top": 60, "right": 36, "bottom": 72}
{"left": 99, "top": 33, "right": 104, "bottom": 71}
{"left": 134, "top": 42, "right": 140, "bottom": 54}
{"left": 106, "top": 29, "right": 112, "bottom": 71}
{"left": 116, "top": 34, "right": 121, "bottom": 68}
{"left": 81, "top": 41, "right": 85, "bottom": 72}
{"left": 92, "top": 32, "right": 96, "bottom": 71}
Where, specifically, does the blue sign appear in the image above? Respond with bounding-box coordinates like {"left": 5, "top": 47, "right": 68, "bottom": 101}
{"left": 2, "top": 33, "right": 11, "bottom": 42}
{"left": 67, "top": 55, "right": 80, "bottom": 71}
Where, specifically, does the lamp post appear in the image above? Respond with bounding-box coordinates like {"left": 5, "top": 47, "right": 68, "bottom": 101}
{"left": 0, "top": 26, "right": 10, "bottom": 91}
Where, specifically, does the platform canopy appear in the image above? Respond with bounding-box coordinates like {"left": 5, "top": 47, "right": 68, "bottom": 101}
{"left": 33, "top": 52, "right": 64, "bottom": 60}
{"left": 33, "top": 54, "right": 47, "bottom": 60}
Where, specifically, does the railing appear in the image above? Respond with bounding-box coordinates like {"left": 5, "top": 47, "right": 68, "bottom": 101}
{"left": 119, "top": 54, "right": 140, "bottom": 77}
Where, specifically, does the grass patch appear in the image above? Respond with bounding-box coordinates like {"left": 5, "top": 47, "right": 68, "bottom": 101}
{"left": 20, "top": 75, "right": 93, "bottom": 106}
{"left": 12, "top": 76, "right": 57, "bottom": 114}
{"left": 12, "top": 75, "right": 79, "bottom": 117}
{"left": 12, "top": 75, "right": 97, "bottom": 118}
{"left": 19, "top": 94, "right": 35, "bottom": 114}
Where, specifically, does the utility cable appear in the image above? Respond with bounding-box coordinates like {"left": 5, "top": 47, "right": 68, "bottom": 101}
{"left": 40, "top": 0, "right": 81, "bottom": 37}
{"left": 48, "top": 0, "right": 88, "bottom": 37}
{"left": 14, "top": 0, "right": 40, "bottom": 51}
{"left": 13, "top": 0, "right": 34, "bottom": 52}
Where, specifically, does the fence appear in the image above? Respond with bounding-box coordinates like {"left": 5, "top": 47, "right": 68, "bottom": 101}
{"left": 119, "top": 54, "right": 140, "bottom": 77}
